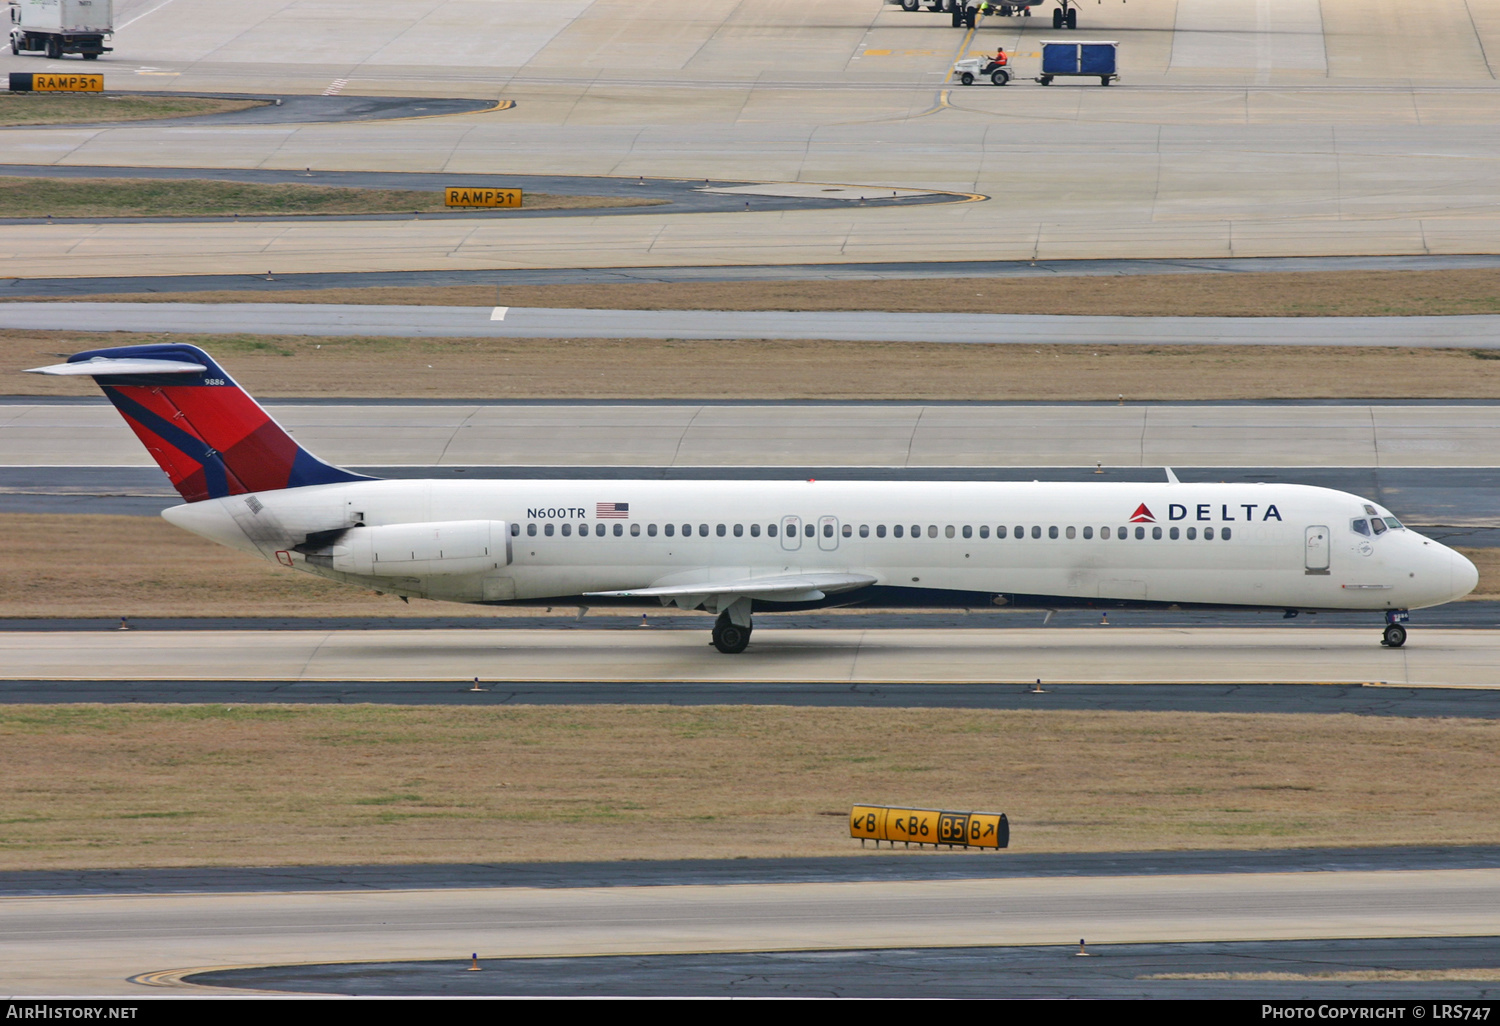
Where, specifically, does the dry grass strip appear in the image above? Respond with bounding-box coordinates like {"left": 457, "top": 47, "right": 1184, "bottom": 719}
{"left": 10, "top": 331, "right": 1500, "bottom": 401}
{"left": 0, "top": 178, "right": 660, "bottom": 218}
{"left": 26, "top": 268, "right": 1500, "bottom": 318}
{"left": 1, "top": 705, "right": 1496, "bottom": 869}
{"left": 1, "top": 515, "right": 1495, "bottom": 620}
{"left": 0, "top": 94, "right": 264, "bottom": 126}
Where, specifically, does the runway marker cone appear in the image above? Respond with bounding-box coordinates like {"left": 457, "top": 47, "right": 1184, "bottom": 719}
{"left": 117, "top": 617, "right": 129, "bottom": 631}
{"left": 468, "top": 953, "right": 482, "bottom": 971}
{"left": 1031, "top": 678, "right": 1046, "bottom": 694}
{"left": 1076, "top": 938, "right": 1092, "bottom": 956}
{"left": 1099, "top": 612, "right": 1109, "bottom": 625}
{"left": 469, "top": 677, "right": 484, "bottom": 692}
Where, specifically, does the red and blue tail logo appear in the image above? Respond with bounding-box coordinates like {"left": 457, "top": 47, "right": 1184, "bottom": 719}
{"left": 56, "top": 343, "right": 372, "bottom": 503}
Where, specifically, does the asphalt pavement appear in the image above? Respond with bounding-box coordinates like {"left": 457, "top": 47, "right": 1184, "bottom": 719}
{"left": 5, "top": 301, "right": 1497, "bottom": 346}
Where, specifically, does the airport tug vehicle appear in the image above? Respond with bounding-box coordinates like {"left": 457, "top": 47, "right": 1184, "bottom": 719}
{"left": 953, "top": 55, "right": 1012, "bottom": 86}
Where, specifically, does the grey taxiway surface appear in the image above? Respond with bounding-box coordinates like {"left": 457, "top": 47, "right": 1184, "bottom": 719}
{"left": 4, "top": 301, "right": 1498, "bottom": 346}
{"left": 7, "top": 861, "right": 1498, "bottom": 997}
{"left": 9, "top": 253, "right": 1500, "bottom": 299}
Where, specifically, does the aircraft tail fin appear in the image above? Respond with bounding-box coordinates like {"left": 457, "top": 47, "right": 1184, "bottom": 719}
{"left": 26, "top": 343, "right": 373, "bottom": 503}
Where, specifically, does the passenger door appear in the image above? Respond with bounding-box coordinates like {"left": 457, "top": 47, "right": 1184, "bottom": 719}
{"left": 1305, "top": 525, "right": 1330, "bottom": 575}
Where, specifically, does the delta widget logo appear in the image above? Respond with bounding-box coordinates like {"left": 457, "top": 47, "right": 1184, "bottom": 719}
{"left": 1129, "top": 504, "right": 1155, "bottom": 523}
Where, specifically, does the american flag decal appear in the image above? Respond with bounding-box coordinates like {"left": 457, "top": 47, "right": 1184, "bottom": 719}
{"left": 597, "top": 502, "right": 630, "bottom": 519}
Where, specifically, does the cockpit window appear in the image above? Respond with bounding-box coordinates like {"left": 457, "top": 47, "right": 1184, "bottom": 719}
{"left": 1364, "top": 504, "right": 1379, "bottom": 516}
{"left": 1371, "top": 517, "right": 1388, "bottom": 535}
{"left": 1351, "top": 518, "right": 1370, "bottom": 536}
{"left": 1384, "top": 517, "right": 1404, "bottom": 530}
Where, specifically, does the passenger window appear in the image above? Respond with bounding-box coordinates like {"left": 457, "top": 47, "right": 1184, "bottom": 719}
{"left": 733, "top": 524, "right": 743, "bottom": 537}
{"left": 630, "top": 524, "right": 640, "bottom": 537}
{"left": 824, "top": 523, "right": 833, "bottom": 538}
{"left": 805, "top": 524, "right": 815, "bottom": 538}
{"left": 750, "top": 524, "right": 760, "bottom": 537}
{"left": 1187, "top": 527, "right": 1197, "bottom": 540}
{"left": 595, "top": 524, "right": 605, "bottom": 537}
{"left": 1205, "top": 527, "right": 1215, "bottom": 540}
{"left": 1352, "top": 519, "right": 1370, "bottom": 536}
{"left": 961, "top": 525, "right": 971, "bottom": 539}
{"left": 894, "top": 525, "right": 905, "bottom": 538}
{"left": 582, "top": 524, "right": 591, "bottom": 538}
{"left": 510, "top": 523, "right": 520, "bottom": 536}
{"left": 1014, "top": 525, "right": 1024, "bottom": 539}
{"left": 912, "top": 525, "right": 921, "bottom": 539}
{"left": 995, "top": 525, "right": 1007, "bottom": 539}
{"left": 1031, "top": 526, "right": 1042, "bottom": 539}
{"left": 648, "top": 524, "right": 658, "bottom": 537}
{"left": 978, "top": 526, "right": 989, "bottom": 539}
{"left": 561, "top": 524, "right": 572, "bottom": 537}
{"left": 1222, "top": 527, "right": 1232, "bottom": 540}
{"left": 1048, "top": 526, "right": 1058, "bottom": 540}
{"left": 842, "top": 524, "right": 852, "bottom": 538}
{"left": 613, "top": 524, "right": 623, "bottom": 537}
{"left": 1065, "top": 526, "right": 1075, "bottom": 539}
{"left": 700, "top": 524, "right": 709, "bottom": 537}
{"left": 1134, "top": 526, "right": 1145, "bottom": 540}
{"left": 768, "top": 524, "right": 778, "bottom": 538}
{"left": 1101, "top": 526, "right": 1110, "bottom": 539}
{"left": 859, "top": 525, "right": 870, "bottom": 538}
{"left": 716, "top": 524, "right": 726, "bottom": 537}
{"left": 1152, "top": 526, "right": 1162, "bottom": 540}
{"left": 877, "top": 525, "right": 887, "bottom": 538}
{"left": 665, "top": 523, "right": 675, "bottom": 537}
{"left": 544, "top": 523, "right": 554, "bottom": 537}
{"left": 1169, "top": 527, "right": 1179, "bottom": 540}
{"left": 1371, "top": 518, "right": 1387, "bottom": 535}
{"left": 527, "top": 523, "right": 537, "bottom": 537}
{"left": 1083, "top": 526, "right": 1093, "bottom": 539}
{"left": 946, "top": 525, "right": 956, "bottom": 539}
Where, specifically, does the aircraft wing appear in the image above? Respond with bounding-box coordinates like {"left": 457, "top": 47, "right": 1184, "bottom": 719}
{"left": 587, "top": 572, "right": 877, "bottom": 604}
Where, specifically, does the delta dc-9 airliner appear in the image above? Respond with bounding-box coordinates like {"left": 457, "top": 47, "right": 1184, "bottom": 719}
{"left": 29, "top": 344, "right": 1478, "bottom": 653}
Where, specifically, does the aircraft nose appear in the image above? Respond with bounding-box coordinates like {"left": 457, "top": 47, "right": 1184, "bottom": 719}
{"left": 1451, "top": 548, "right": 1480, "bottom": 600}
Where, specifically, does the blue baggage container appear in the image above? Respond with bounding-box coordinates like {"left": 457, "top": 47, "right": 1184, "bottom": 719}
{"left": 1038, "top": 40, "right": 1119, "bottom": 85}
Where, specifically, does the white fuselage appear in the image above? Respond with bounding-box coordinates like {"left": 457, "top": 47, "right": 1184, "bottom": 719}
{"left": 162, "top": 477, "right": 1478, "bottom": 614}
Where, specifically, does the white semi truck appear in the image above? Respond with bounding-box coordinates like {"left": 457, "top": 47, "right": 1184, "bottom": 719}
{"left": 9, "top": 0, "right": 113, "bottom": 60}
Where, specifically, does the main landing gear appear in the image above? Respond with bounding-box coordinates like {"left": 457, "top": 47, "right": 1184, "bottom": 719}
{"left": 1381, "top": 610, "right": 1410, "bottom": 648}
{"left": 712, "top": 612, "right": 752, "bottom": 654}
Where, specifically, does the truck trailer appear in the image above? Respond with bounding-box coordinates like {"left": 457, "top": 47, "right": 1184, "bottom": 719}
{"left": 9, "top": 0, "right": 113, "bottom": 60}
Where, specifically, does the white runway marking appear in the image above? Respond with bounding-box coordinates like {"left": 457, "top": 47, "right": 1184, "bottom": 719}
{"left": 490, "top": 306, "right": 508, "bottom": 321}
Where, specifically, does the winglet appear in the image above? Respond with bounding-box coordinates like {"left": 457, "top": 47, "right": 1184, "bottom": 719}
{"left": 1165, "top": 467, "right": 1180, "bottom": 486}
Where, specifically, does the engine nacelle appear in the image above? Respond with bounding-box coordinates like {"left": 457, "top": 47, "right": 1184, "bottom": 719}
{"left": 330, "top": 520, "right": 510, "bottom": 577}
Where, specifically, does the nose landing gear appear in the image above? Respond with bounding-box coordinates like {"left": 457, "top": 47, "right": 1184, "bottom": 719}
{"left": 1381, "top": 610, "right": 1410, "bottom": 648}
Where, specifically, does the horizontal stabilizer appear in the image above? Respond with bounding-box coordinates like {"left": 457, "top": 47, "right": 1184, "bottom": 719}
{"left": 588, "top": 572, "right": 877, "bottom": 602}
{"left": 25, "top": 357, "right": 207, "bottom": 376}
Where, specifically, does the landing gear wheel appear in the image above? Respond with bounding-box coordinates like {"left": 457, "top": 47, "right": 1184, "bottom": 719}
{"left": 712, "top": 613, "right": 751, "bottom": 654}
{"left": 1382, "top": 624, "right": 1407, "bottom": 648}
{"left": 1066, "top": 7, "right": 1077, "bottom": 28}
{"left": 960, "top": 71, "right": 974, "bottom": 85}
{"left": 991, "top": 69, "right": 1009, "bottom": 85}
{"left": 1052, "top": 7, "right": 1063, "bottom": 28}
